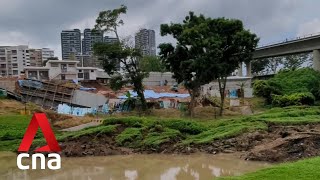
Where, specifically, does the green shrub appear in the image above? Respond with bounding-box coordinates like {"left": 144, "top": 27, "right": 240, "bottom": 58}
{"left": 272, "top": 92, "right": 315, "bottom": 107}
{"left": 253, "top": 80, "right": 281, "bottom": 104}
{"left": 253, "top": 68, "right": 320, "bottom": 105}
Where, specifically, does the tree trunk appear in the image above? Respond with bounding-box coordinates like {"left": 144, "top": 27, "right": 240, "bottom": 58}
{"left": 218, "top": 77, "right": 227, "bottom": 116}
{"left": 188, "top": 88, "right": 199, "bottom": 117}
{"left": 137, "top": 89, "right": 147, "bottom": 111}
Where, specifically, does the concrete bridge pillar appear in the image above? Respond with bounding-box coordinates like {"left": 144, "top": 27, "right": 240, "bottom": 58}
{"left": 245, "top": 61, "right": 252, "bottom": 77}
{"left": 238, "top": 62, "right": 243, "bottom": 76}
{"left": 313, "top": 50, "right": 320, "bottom": 71}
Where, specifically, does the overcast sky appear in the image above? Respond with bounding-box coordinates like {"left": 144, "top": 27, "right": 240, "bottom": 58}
{"left": 0, "top": 0, "right": 320, "bottom": 59}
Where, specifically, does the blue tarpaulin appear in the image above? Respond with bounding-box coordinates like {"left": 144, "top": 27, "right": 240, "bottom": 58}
{"left": 118, "top": 90, "right": 190, "bottom": 99}
{"left": 79, "top": 87, "right": 96, "bottom": 91}
{"left": 18, "top": 80, "right": 43, "bottom": 89}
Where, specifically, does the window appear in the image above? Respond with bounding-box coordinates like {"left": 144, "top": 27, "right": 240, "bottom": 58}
{"left": 0, "top": 64, "right": 6, "bottom": 68}
{"left": 28, "top": 71, "right": 37, "bottom": 79}
{"left": 13, "top": 70, "right": 18, "bottom": 75}
{"left": 12, "top": 63, "right": 18, "bottom": 68}
{"left": 51, "top": 63, "right": 59, "bottom": 67}
{"left": 78, "top": 73, "right": 84, "bottom": 78}
{"left": 91, "top": 70, "right": 94, "bottom": 72}
{"left": 78, "top": 70, "right": 82, "bottom": 72}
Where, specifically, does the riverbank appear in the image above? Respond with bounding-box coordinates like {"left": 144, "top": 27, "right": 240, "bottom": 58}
{"left": 46, "top": 106, "right": 320, "bottom": 162}
{"left": 2, "top": 104, "right": 320, "bottom": 163}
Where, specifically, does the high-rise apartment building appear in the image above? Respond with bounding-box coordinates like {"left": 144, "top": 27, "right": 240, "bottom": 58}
{"left": 81, "top": 29, "right": 103, "bottom": 67}
{"left": 61, "top": 29, "right": 81, "bottom": 60}
{"left": 42, "top": 48, "right": 54, "bottom": 62}
{"left": 29, "top": 49, "right": 42, "bottom": 67}
{"left": 82, "top": 29, "right": 103, "bottom": 56}
{"left": 0, "top": 45, "right": 30, "bottom": 77}
{"left": 135, "top": 29, "right": 156, "bottom": 56}
{"left": 104, "top": 36, "right": 118, "bottom": 44}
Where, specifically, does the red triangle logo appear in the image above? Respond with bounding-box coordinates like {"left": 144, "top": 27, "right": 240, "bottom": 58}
{"left": 18, "top": 113, "right": 61, "bottom": 152}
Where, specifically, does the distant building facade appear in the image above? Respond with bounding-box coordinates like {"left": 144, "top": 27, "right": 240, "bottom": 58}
{"left": 29, "top": 49, "right": 42, "bottom": 67}
{"left": 104, "top": 36, "right": 118, "bottom": 44}
{"left": 24, "top": 60, "right": 110, "bottom": 81}
{"left": 61, "top": 29, "right": 81, "bottom": 60}
{"left": 135, "top": 29, "right": 156, "bottom": 56}
{"left": 41, "top": 48, "right": 54, "bottom": 62}
{"left": 81, "top": 29, "right": 103, "bottom": 67}
{"left": 0, "top": 45, "right": 30, "bottom": 77}
{"left": 82, "top": 29, "right": 103, "bottom": 56}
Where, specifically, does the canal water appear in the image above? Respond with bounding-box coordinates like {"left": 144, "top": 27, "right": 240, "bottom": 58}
{"left": 0, "top": 152, "right": 270, "bottom": 180}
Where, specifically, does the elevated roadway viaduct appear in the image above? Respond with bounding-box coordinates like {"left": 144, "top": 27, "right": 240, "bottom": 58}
{"left": 240, "top": 33, "right": 320, "bottom": 77}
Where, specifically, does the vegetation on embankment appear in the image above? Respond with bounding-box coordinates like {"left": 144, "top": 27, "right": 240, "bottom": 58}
{"left": 220, "top": 157, "right": 320, "bottom": 180}
{"left": 254, "top": 68, "right": 320, "bottom": 106}
{"left": 3, "top": 105, "right": 320, "bottom": 162}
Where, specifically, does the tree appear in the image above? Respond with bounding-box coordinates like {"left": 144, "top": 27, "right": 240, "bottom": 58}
{"left": 94, "top": 4, "right": 127, "bottom": 40}
{"left": 159, "top": 12, "right": 259, "bottom": 116}
{"left": 266, "top": 57, "right": 283, "bottom": 74}
{"left": 253, "top": 53, "right": 312, "bottom": 75}
{"left": 139, "top": 56, "right": 166, "bottom": 73}
{"left": 251, "top": 58, "right": 269, "bottom": 75}
{"left": 282, "top": 53, "right": 311, "bottom": 70}
{"left": 93, "top": 5, "right": 149, "bottom": 111}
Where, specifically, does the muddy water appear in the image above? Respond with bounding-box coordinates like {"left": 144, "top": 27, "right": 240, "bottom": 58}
{"left": 0, "top": 152, "right": 270, "bottom": 180}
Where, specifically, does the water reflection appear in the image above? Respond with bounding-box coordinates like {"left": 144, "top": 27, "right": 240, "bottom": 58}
{"left": 0, "top": 152, "right": 270, "bottom": 180}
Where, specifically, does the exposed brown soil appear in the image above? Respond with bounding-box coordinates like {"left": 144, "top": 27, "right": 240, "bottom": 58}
{"left": 61, "top": 134, "right": 133, "bottom": 156}
{"left": 60, "top": 123, "right": 320, "bottom": 163}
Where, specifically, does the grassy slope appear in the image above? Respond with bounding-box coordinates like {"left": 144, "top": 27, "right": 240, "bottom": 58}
{"left": 2, "top": 106, "right": 320, "bottom": 151}
{"left": 220, "top": 157, "right": 320, "bottom": 180}
{"left": 0, "top": 114, "right": 32, "bottom": 151}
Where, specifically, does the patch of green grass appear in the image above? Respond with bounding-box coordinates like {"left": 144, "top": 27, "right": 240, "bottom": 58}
{"left": 143, "top": 128, "right": 181, "bottom": 147}
{"left": 58, "top": 125, "right": 118, "bottom": 139}
{"left": 159, "top": 119, "right": 208, "bottom": 135}
{"left": 115, "top": 128, "right": 142, "bottom": 146}
{"left": 103, "top": 116, "right": 153, "bottom": 127}
{"left": 0, "top": 114, "right": 33, "bottom": 151}
{"left": 262, "top": 115, "right": 320, "bottom": 125}
{"left": 182, "top": 119, "right": 267, "bottom": 144}
{"left": 220, "top": 157, "right": 320, "bottom": 180}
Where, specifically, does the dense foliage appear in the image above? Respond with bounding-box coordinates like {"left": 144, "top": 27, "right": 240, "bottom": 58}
{"left": 159, "top": 12, "right": 258, "bottom": 116}
{"left": 253, "top": 68, "right": 320, "bottom": 106}
{"left": 138, "top": 56, "right": 167, "bottom": 73}
{"left": 272, "top": 93, "right": 315, "bottom": 107}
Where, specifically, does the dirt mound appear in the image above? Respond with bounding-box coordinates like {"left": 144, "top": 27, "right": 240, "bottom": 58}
{"left": 61, "top": 134, "right": 133, "bottom": 156}
{"left": 245, "top": 125, "right": 320, "bottom": 162}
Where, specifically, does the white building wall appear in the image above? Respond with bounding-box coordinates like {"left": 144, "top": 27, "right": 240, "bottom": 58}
{"left": 42, "top": 48, "right": 54, "bottom": 61}
{"left": 0, "top": 45, "right": 29, "bottom": 77}
{"left": 143, "top": 72, "right": 176, "bottom": 86}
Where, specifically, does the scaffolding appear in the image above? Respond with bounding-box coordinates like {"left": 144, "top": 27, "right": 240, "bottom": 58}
{"left": 17, "top": 79, "right": 75, "bottom": 110}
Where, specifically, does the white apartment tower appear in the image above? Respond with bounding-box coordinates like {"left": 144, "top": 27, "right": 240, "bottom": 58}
{"left": 0, "top": 45, "right": 30, "bottom": 77}
{"left": 42, "top": 48, "right": 54, "bottom": 62}
{"left": 135, "top": 29, "right": 156, "bottom": 56}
